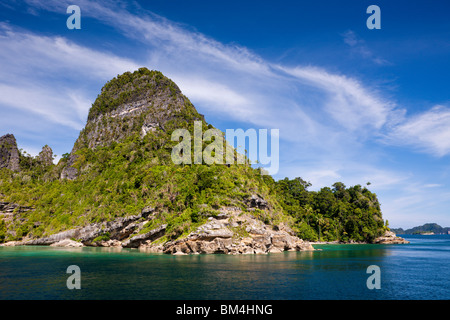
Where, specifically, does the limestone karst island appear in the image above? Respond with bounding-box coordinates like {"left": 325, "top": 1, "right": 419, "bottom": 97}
{"left": 0, "top": 68, "right": 407, "bottom": 254}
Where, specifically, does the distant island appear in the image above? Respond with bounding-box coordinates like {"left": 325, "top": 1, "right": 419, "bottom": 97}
{"left": 390, "top": 223, "right": 450, "bottom": 235}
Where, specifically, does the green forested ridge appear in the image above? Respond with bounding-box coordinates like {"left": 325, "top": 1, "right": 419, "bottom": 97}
{"left": 391, "top": 223, "right": 450, "bottom": 235}
{"left": 269, "top": 178, "right": 387, "bottom": 242}
{"left": 0, "top": 68, "right": 388, "bottom": 244}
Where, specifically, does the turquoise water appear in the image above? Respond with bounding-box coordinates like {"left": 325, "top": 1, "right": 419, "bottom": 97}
{"left": 0, "top": 235, "right": 449, "bottom": 300}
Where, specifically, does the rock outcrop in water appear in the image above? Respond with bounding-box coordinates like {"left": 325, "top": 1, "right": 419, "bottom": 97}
{"left": 373, "top": 230, "right": 409, "bottom": 244}
{"left": 160, "top": 208, "right": 314, "bottom": 255}
{"left": 50, "top": 239, "right": 84, "bottom": 247}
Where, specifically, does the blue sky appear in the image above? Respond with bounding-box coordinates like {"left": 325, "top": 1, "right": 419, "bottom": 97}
{"left": 1, "top": 0, "right": 450, "bottom": 228}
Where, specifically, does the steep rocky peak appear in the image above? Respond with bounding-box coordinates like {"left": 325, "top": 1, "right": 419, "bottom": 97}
{"left": 61, "top": 67, "right": 205, "bottom": 180}
{"left": 87, "top": 68, "right": 185, "bottom": 121}
{"left": 38, "top": 145, "right": 53, "bottom": 167}
{"left": 75, "top": 67, "right": 203, "bottom": 151}
{"left": 0, "top": 134, "right": 20, "bottom": 172}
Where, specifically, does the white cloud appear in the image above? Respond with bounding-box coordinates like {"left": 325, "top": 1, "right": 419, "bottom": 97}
{"left": 0, "top": 25, "right": 140, "bottom": 82}
{"left": 385, "top": 105, "right": 450, "bottom": 157}
{"left": 0, "top": 83, "right": 84, "bottom": 130}
{"left": 170, "top": 76, "right": 252, "bottom": 117}
{"left": 6, "top": 0, "right": 447, "bottom": 166}
{"left": 380, "top": 184, "right": 450, "bottom": 228}
{"left": 278, "top": 65, "right": 397, "bottom": 132}
{"left": 304, "top": 169, "right": 342, "bottom": 188}
{"left": 0, "top": 23, "right": 141, "bottom": 129}
{"left": 424, "top": 184, "right": 443, "bottom": 188}
{"left": 13, "top": 1, "right": 449, "bottom": 161}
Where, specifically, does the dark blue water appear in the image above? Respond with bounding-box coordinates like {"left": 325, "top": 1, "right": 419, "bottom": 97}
{"left": 1, "top": 235, "right": 449, "bottom": 300}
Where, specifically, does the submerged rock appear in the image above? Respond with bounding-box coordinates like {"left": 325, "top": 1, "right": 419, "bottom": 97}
{"left": 50, "top": 239, "right": 84, "bottom": 247}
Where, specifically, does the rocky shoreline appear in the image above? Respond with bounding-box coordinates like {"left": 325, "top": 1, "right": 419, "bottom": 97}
{"left": 1, "top": 196, "right": 408, "bottom": 253}
{"left": 0, "top": 204, "right": 315, "bottom": 254}
{"left": 309, "top": 231, "right": 409, "bottom": 245}
{"left": 1, "top": 219, "right": 409, "bottom": 253}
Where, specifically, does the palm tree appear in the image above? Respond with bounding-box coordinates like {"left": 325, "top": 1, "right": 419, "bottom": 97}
{"left": 316, "top": 216, "right": 325, "bottom": 242}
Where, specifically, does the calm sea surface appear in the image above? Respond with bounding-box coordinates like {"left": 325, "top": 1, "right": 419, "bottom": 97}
{"left": 0, "top": 235, "right": 449, "bottom": 300}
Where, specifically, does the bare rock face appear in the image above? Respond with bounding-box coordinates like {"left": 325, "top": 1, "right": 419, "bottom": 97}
{"left": 121, "top": 224, "right": 167, "bottom": 248}
{"left": 0, "top": 201, "right": 32, "bottom": 223}
{"left": 246, "top": 194, "right": 269, "bottom": 210}
{"left": 0, "top": 134, "right": 20, "bottom": 172}
{"left": 90, "top": 239, "right": 122, "bottom": 247}
{"left": 373, "top": 230, "right": 409, "bottom": 244}
{"left": 60, "top": 164, "right": 78, "bottom": 180}
{"left": 37, "top": 145, "right": 53, "bottom": 167}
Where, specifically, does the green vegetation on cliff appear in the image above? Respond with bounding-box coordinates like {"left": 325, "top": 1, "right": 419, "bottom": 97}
{"left": 391, "top": 223, "right": 450, "bottom": 235}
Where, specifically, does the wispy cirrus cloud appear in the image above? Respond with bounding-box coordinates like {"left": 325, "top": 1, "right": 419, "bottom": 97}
{"left": 0, "top": 23, "right": 140, "bottom": 130}
{"left": 277, "top": 65, "right": 398, "bottom": 132}
{"left": 342, "top": 30, "right": 390, "bottom": 66}
{"left": 0, "top": 23, "right": 139, "bottom": 82}
{"left": 0, "top": 83, "right": 84, "bottom": 130}
{"left": 424, "top": 183, "right": 443, "bottom": 188}
{"left": 384, "top": 105, "right": 450, "bottom": 157}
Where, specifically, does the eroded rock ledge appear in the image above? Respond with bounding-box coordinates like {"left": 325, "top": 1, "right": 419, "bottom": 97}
{"left": 21, "top": 205, "right": 157, "bottom": 246}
